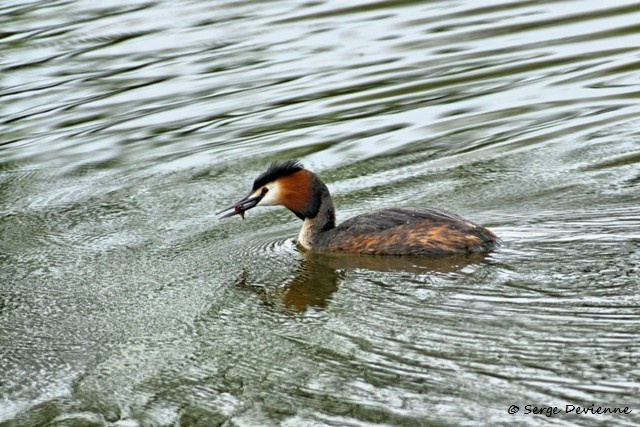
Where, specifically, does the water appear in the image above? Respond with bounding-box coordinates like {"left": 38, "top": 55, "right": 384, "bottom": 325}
{"left": 2, "top": 0, "right": 640, "bottom": 426}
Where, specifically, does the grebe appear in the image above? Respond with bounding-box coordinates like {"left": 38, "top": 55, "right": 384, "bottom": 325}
{"left": 218, "top": 160, "right": 500, "bottom": 255}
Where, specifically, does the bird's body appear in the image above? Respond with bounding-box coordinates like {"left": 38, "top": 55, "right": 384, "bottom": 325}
{"left": 302, "top": 206, "right": 498, "bottom": 255}
{"left": 219, "top": 161, "right": 499, "bottom": 255}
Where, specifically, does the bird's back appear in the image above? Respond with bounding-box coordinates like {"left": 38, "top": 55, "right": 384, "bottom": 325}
{"left": 317, "top": 207, "right": 499, "bottom": 255}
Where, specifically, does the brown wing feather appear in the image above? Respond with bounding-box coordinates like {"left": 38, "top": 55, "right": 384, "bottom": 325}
{"left": 322, "top": 207, "right": 499, "bottom": 255}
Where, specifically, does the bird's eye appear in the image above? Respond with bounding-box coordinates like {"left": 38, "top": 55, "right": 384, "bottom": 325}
{"left": 261, "top": 187, "right": 269, "bottom": 194}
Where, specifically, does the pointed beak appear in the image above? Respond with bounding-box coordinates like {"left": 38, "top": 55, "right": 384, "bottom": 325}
{"left": 217, "top": 191, "right": 263, "bottom": 219}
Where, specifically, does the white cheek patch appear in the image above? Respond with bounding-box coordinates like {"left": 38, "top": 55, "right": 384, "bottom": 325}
{"left": 257, "top": 182, "right": 282, "bottom": 206}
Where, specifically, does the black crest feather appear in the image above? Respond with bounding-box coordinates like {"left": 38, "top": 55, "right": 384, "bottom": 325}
{"left": 252, "top": 160, "right": 304, "bottom": 190}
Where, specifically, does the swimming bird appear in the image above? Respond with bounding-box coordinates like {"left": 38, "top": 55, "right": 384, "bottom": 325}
{"left": 218, "top": 160, "right": 499, "bottom": 255}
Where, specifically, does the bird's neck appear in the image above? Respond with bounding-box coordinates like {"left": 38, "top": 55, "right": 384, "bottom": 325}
{"left": 297, "top": 189, "right": 335, "bottom": 251}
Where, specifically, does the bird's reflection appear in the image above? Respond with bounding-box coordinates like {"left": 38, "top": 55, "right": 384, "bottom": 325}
{"left": 234, "top": 250, "right": 490, "bottom": 312}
